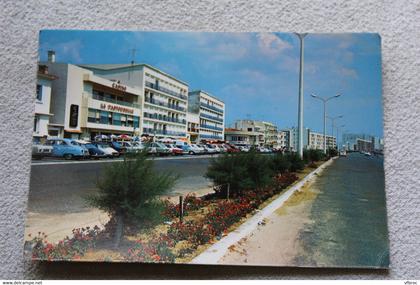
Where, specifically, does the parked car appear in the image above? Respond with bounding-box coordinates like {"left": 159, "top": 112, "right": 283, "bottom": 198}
{"left": 46, "top": 138, "right": 89, "bottom": 160}
{"left": 174, "top": 142, "right": 193, "bottom": 155}
{"left": 119, "top": 141, "right": 137, "bottom": 153}
{"left": 165, "top": 144, "right": 183, "bottom": 155}
{"left": 206, "top": 144, "right": 220, "bottom": 153}
{"left": 190, "top": 144, "right": 204, "bottom": 155}
{"left": 131, "top": 141, "right": 145, "bottom": 153}
{"left": 108, "top": 141, "right": 126, "bottom": 153}
{"left": 149, "top": 142, "right": 171, "bottom": 156}
{"left": 32, "top": 139, "right": 53, "bottom": 159}
{"left": 78, "top": 141, "right": 106, "bottom": 159}
{"left": 196, "top": 144, "right": 208, "bottom": 154}
{"left": 238, "top": 145, "right": 250, "bottom": 152}
{"left": 223, "top": 144, "right": 240, "bottom": 153}
{"left": 93, "top": 143, "right": 119, "bottom": 158}
{"left": 202, "top": 144, "right": 217, "bottom": 154}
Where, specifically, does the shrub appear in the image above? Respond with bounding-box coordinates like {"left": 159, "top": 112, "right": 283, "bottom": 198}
{"left": 304, "top": 149, "right": 325, "bottom": 163}
{"left": 205, "top": 151, "right": 274, "bottom": 197}
{"left": 285, "top": 153, "right": 305, "bottom": 172}
{"left": 86, "top": 151, "right": 178, "bottom": 248}
{"left": 327, "top": 147, "right": 338, "bottom": 157}
{"left": 271, "top": 153, "right": 292, "bottom": 174}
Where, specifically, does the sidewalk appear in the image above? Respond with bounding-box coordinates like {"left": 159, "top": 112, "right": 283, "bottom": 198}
{"left": 190, "top": 158, "right": 335, "bottom": 265}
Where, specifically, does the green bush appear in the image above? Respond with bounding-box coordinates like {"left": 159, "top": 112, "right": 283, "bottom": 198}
{"left": 205, "top": 150, "right": 273, "bottom": 197}
{"left": 304, "top": 149, "right": 325, "bottom": 163}
{"left": 327, "top": 147, "right": 338, "bottom": 157}
{"left": 86, "top": 151, "right": 178, "bottom": 248}
{"left": 285, "top": 153, "right": 305, "bottom": 172}
{"left": 271, "top": 153, "right": 292, "bottom": 174}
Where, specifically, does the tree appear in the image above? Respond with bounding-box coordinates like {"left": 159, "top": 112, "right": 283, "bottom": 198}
{"left": 205, "top": 151, "right": 273, "bottom": 197}
{"left": 285, "top": 153, "right": 305, "bottom": 172}
{"left": 86, "top": 151, "right": 178, "bottom": 248}
{"left": 271, "top": 153, "right": 292, "bottom": 174}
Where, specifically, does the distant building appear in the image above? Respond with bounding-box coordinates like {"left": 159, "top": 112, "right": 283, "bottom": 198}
{"left": 277, "top": 129, "right": 293, "bottom": 151}
{"left": 234, "top": 120, "right": 277, "bottom": 147}
{"left": 224, "top": 128, "right": 264, "bottom": 146}
{"left": 307, "top": 130, "right": 337, "bottom": 150}
{"left": 356, "top": 138, "right": 374, "bottom": 153}
{"left": 342, "top": 133, "right": 383, "bottom": 151}
{"left": 188, "top": 90, "right": 225, "bottom": 142}
{"left": 33, "top": 64, "right": 57, "bottom": 140}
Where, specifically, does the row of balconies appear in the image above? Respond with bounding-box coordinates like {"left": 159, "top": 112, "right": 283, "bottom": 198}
{"left": 145, "top": 81, "right": 188, "bottom": 101}
{"left": 142, "top": 127, "right": 186, "bottom": 137}
{"left": 143, "top": 112, "right": 186, "bottom": 125}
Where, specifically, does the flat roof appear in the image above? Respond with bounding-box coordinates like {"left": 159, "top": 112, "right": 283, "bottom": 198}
{"left": 189, "top": 90, "right": 224, "bottom": 104}
{"left": 79, "top": 63, "right": 189, "bottom": 86}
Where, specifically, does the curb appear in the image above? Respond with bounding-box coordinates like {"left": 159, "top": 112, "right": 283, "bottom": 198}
{"left": 190, "top": 157, "right": 336, "bottom": 264}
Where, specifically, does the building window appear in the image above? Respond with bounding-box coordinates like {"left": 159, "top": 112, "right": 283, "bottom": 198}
{"left": 33, "top": 116, "right": 38, "bottom": 132}
{"left": 36, "top": 85, "right": 42, "bottom": 101}
{"left": 100, "top": 111, "right": 109, "bottom": 124}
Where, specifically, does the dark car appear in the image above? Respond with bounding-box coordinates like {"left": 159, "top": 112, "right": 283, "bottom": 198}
{"left": 84, "top": 143, "right": 106, "bottom": 158}
{"left": 108, "top": 141, "right": 126, "bottom": 153}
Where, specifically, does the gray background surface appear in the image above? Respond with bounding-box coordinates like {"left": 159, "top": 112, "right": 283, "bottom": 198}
{"left": 0, "top": 0, "right": 419, "bottom": 279}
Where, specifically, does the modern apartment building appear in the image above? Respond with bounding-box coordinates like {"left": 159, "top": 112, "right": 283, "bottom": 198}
{"left": 234, "top": 120, "right": 277, "bottom": 147}
{"left": 33, "top": 64, "right": 56, "bottom": 140}
{"left": 307, "top": 130, "right": 337, "bottom": 150}
{"left": 81, "top": 63, "right": 189, "bottom": 139}
{"left": 277, "top": 129, "right": 291, "bottom": 150}
{"left": 188, "top": 90, "right": 225, "bottom": 141}
{"left": 44, "top": 60, "right": 142, "bottom": 140}
{"left": 224, "top": 128, "right": 264, "bottom": 146}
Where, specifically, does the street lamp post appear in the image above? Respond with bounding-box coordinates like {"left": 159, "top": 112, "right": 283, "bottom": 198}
{"left": 310, "top": 93, "right": 341, "bottom": 154}
{"left": 295, "top": 33, "right": 307, "bottom": 158}
{"left": 336, "top": 124, "right": 345, "bottom": 150}
{"left": 327, "top": 115, "right": 343, "bottom": 148}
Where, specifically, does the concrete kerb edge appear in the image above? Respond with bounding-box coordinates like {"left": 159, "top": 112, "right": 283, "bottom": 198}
{"left": 190, "top": 157, "right": 337, "bottom": 264}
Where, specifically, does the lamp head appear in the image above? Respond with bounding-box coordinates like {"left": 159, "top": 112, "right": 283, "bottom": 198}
{"left": 310, "top": 93, "right": 317, "bottom": 98}
{"left": 335, "top": 93, "right": 341, "bottom": 98}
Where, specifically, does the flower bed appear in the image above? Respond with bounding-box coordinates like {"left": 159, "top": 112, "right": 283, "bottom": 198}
{"left": 28, "top": 171, "right": 301, "bottom": 262}
{"left": 30, "top": 226, "right": 101, "bottom": 261}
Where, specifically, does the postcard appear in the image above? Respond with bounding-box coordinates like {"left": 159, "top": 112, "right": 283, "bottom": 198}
{"left": 25, "top": 30, "right": 388, "bottom": 268}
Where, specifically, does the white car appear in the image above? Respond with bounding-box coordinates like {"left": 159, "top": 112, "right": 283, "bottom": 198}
{"left": 94, "top": 143, "right": 119, "bottom": 158}
{"left": 131, "top": 141, "right": 145, "bottom": 152}
{"left": 239, "top": 146, "right": 250, "bottom": 152}
{"left": 206, "top": 144, "right": 220, "bottom": 153}
{"left": 190, "top": 144, "right": 204, "bottom": 154}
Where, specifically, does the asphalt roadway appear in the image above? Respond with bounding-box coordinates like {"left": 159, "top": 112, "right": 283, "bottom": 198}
{"left": 28, "top": 155, "right": 215, "bottom": 214}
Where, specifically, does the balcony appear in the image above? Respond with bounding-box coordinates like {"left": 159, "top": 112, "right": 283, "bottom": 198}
{"left": 92, "top": 94, "right": 140, "bottom": 108}
{"left": 144, "top": 97, "right": 186, "bottom": 112}
{"left": 145, "top": 81, "right": 187, "bottom": 101}
{"left": 200, "top": 134, "right": 223, "bottom": 140}
{"left": 200, "top": 124, "right": 224, "bottom": 132}
{"left": 143, "top": 127, "right": 186, "bottom": 137}
{"left": 200, "top": 113, "right": 223, "bottom": 123}
{"left": 188, "top": 128, "right": 200, "bottom": 133}
{"left": 143, "top": 112, "right": 186, "bottom": 125}
{"left": 200, "top": 102, "right": 224, "bottom": 114}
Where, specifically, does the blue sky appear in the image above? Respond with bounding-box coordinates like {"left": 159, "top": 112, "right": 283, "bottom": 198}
{"left": 39, "top": 30, "right": 383, "bottom": 137}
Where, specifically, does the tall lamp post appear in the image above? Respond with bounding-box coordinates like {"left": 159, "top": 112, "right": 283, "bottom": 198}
{"left": 327, "top": 114, "right": 343, "bottom": 138}
{"left": 310, "top": 93, "right": 341, "bottom": 154}
{"left": 295, "top": 33, "right": 307, "bottom": 158}
{"left": 336, "top": 124, "right": 345, "bottom": 150}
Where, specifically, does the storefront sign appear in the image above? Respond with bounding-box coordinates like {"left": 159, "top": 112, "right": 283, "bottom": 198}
{"left": 112, "top": 82, "right": 127, "bottom": 92}
{"left": 69, "top": 104, "right": 79, "bottom": 127}
{"left": 100, "top": 103, "right": 134, "bottom": 114}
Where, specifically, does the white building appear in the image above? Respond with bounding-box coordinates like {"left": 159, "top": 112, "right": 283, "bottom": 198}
{"left": 33, "top": 64, "right": 56, "bottom": 140}
{"left": 81, "top": 63, "right": 189, "bottom": 140}
{"left": 188, "top": 90, "right": 225, "bottom": 141}
{"left": 186, "top": 111, "right": 200, "bottom": 143}
{"left": 224, "top": 128, "right": 264, "bottom": 146}
{"left": 307, "top": 130, "right": 337, "bottom": 150}
{"left": 234, "top": 120, "right": 277, "bottom": 147}
{"left": 44, "top": 60, "right": 142, "bottom": 139}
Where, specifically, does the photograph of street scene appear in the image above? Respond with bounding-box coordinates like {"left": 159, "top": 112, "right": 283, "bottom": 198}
{"left": 25, "top": 31, "right": 388, "bottom": 268}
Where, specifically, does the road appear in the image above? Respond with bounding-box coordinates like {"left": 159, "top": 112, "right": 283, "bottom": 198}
{"left": 218, "top": 152, "right": 388, "bottom": 268}
{"left": 28, "top": 155, "right": 215, "bottom": 214}
{"left": 297, "top": 152, "right": 388, "bottom": 267}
